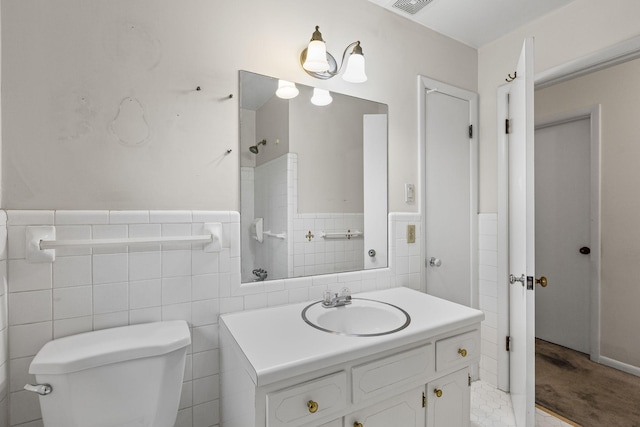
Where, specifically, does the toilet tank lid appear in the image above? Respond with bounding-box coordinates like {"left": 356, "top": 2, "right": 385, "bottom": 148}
{"left": 29, "top": 320, "right": 191, "bottom": 375}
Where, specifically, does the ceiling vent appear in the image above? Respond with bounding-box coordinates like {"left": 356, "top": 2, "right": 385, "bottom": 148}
{"left": 392, "top": 0, "right": 434, "bottom": 15}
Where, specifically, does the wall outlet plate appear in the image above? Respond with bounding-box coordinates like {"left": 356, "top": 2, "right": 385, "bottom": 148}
{"left": 405, "top": 183, "right": 415, "bottom": 204}
{"left": 407, "top": 224, "right": 416, "bottom": 244}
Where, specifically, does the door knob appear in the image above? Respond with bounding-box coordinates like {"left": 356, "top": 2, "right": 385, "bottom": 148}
{"left": 579, "top": 246, "right": 591, "bottom": 255}
{"left": 429, "top": 257, "right": 442, "bottom": 267}
{"left": 536, "top": 276, "right": 548, "bottom": 287}
{"left": 509, "top": 274, "right": 525, "bottom": 285}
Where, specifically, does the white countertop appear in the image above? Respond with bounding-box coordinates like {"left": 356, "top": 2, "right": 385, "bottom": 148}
{"left": 220, "top": 287, "right": 484, "bottom": 386}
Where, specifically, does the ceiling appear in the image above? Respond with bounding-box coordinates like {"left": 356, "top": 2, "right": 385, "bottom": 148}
{"left": 366, "top": 0, "right": 577, "bottom": 48}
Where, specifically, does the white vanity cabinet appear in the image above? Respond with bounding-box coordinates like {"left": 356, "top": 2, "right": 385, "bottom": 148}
{"left": 426, "top": 368, "right": 471, "bottom": 427}
{"left": 345, "top": 387, "right": 426, "bottom": 427}
{"left": 220, "top": 287, "right": 483, "bottom": 427}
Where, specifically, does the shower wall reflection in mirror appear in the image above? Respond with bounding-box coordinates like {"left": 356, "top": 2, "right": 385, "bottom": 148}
{"left": 239, "top": 71, "right": 388, "bottom": 284}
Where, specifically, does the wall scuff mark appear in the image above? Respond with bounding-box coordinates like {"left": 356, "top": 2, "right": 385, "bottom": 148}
{"left": 109, "top": 97, "right": 150, "bottom": 146}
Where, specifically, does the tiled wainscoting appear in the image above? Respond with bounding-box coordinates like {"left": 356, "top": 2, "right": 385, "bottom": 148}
{"left": 0, "top": 212, "right": 8, "bottom": 425}
{"left": 1, "top": 210, "right": 421, "bottom": 427}
{"left": 478, "top": 213, "right": 499, "bottom": 387}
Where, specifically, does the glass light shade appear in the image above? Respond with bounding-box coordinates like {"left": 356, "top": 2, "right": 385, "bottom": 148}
{"left": 275, "top": 80, "right": 299, "bottom": 99}
{"left": 342, "top": 53, "right": 367, "bottom": 83}
{"left": 303, "top": 40, "right": 330, "bottom": 72}
{"left": 311, "top": 88, "right": 333, "bottom": 106}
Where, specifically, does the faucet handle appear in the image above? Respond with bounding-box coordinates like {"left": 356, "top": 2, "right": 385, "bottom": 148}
{"left": 323, "top": 290, "right": 332, "bottom": 304}
{"left": 339, "top": 287, "right": 351, "bottom": 298}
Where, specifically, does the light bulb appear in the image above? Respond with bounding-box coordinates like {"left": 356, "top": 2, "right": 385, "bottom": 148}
{"left": 342, "top": 53, "right": 367, "bottom": 83}
{"left": 311, "top": 88, "right": 333, "bottom": 106}
{"left": 275, "top": 80, "right": 299, "bottom": 99}
{"left": 303, "top": 40, "right": 330, "bottom": 72}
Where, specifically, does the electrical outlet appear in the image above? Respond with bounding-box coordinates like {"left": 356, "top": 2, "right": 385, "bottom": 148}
{"left": 407, "top": 224, "right": 416, "bottom": 243}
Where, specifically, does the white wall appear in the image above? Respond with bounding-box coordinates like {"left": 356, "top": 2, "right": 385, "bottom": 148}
{"left": 290, "top": 86, "right": 381, "bottom": 214}
{"left": 255, "top": 97, "right": 289, "bottom": 166}
{"left": 1, "top": 0, "right": 477, "bottom": 212}
{"left": 477, "top": 0, "right": 640, "bottom": 212}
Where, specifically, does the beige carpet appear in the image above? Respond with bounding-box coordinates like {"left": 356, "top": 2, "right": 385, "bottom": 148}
{"left": 535, "top": 339, "right": 640, "bottom": 427}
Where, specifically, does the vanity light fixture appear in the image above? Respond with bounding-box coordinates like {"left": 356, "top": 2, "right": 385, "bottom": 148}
{"left": 310, "top": 88, "right": 333, "bottom": 106}
{"left": 300, "top": 26, "right": 367, "bottom": 83}
{"left": 275, "top": 80, "right": 299, "bottom": 99}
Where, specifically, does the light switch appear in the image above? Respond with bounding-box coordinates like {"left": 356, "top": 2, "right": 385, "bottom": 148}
{"left": 405, "top": 183, "right": 415, "bottom": 204}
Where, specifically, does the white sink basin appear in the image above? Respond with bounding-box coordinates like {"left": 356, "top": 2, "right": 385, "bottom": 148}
{"left": 302, "top": 298, "right": 411, "bottom": 336}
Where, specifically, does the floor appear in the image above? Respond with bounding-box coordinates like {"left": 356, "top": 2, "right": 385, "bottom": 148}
{"left": 471, "top": 380, "right": 574, "bottom": 427}
{"left": 535, "top": 339, "right": 640, "bottom": 426}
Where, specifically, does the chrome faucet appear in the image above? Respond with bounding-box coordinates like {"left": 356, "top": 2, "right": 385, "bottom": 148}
{"left": 322, "top": 287, "right": 352, "bottom": 308}
{"left": 252, "top": 268, "right": 268, "bottom": 281}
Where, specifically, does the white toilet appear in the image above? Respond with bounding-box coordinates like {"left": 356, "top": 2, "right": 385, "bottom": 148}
{"left": 26, "top": 320, "right": 191, "bottom": 427}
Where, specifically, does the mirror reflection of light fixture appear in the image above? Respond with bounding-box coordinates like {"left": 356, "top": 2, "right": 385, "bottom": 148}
{"left": 275, "top": 80, "right": 299, "bottom": 99}
{"left": 300, "top": 26, "right": 367, "bottom": 83}
{"left": 310, "top": 88, "right": 333, "bottom": 106}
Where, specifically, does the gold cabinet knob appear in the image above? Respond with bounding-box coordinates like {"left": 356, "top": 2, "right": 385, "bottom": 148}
{"left": 536, "top": 276, "right": 548, "bottom": 287}
{"left": 458, "top": 348, "right": 468, "bottom": 357}
{"left": 307, "top": 400, "right": 318, "bottom": 413}
{"left": 434, "top": 388, "right": 443, "bottom": 398}
{"left": 354, "top": 423, "right": 364, "bottom": 427}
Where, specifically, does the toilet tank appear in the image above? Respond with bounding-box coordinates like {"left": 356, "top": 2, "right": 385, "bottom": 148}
{"left": 29, "top": 321, "right": 191, "bottom": 427}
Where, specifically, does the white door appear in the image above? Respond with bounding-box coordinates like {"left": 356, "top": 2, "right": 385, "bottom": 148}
{"left": 535, "top": 118, "right": 591, "bottom": 353}
{"left": 363, "top": 114, "right": 388, "bottom": 269}
{"left": 425, "top": 91, "right": 472, "bottom": 306}
{"left": 507, "top": 37, "right": 536, "bottom": 427}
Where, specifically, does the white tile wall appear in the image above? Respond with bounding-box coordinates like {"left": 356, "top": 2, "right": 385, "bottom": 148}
{"left": 1, "top": 209, "right": 425, "bottom": 427}
{"left": 4, "top": 210, "right": 227, "bottom": 427}
{"left": 0, "top": 211, "right": 9, "bottom": 427}
{"left": 478, "top": 213, "right": 499, "bottom": 387}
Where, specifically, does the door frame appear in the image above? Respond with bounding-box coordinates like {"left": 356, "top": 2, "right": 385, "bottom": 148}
{"left": 418, "top": 76, "right": 479, "bottom": 309}
{"left": 497, "top": 98, "right": 602, "bottom": 392}
{"left": 496, "top": 35, "right": 640, "bottom": 392}
{"left": 497, "top": 95, "right": 604, "bottom": 392}
{"left": 534, "top": 106, "right": 602, "bottom": 363}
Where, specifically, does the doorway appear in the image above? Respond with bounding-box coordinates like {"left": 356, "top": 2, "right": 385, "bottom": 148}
{"left": 419, "top": 76, "right": 479, "bottom": 309}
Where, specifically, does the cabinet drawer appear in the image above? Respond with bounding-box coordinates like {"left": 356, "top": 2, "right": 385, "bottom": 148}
{"left": 266, "top": 371, "right": 347, "bottom": 427}
{"left": 352, "top": 344, "right": 433, "bottom": 403}
{"left": 435, "top": 330, "right": 479, "bottom": 372}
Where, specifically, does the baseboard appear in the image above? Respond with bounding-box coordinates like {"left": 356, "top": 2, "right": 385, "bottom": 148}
{"left": 598, "top": 355, "right": 640, "bottom": 377}
{"left": 536, "top": 404, "right": 581, "bottom": 426}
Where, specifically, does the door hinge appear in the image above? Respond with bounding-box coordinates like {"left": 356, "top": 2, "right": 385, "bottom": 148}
{"left": 468, "top": 124, "right": 473, "bottom": 138}
{"left": 505, "top": 119, "right": 511, "bottom": 134}
{"left": 506, "top": 336, "right": 511, "bottom": 352}
{"left": 422, "top": 391, "right": 426, "bottom": 408}
{"left": 468, "top": 374, "right": 472, "bottom": 387}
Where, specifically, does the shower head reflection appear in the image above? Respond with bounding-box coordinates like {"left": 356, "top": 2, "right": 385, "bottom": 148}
{"left": 249, "top": 139, "right": 266, "bottom": 154}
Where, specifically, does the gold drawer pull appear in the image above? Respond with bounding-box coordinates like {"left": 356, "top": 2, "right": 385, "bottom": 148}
{"left": 434, "top": 388, "right": 443, "bottom": 398}
{"left": 307, "top": 400, "right": 318, "bottom": 413}
{"left": 458, "top": 348, "right": 468, "bottom": 357}
{"left": 354, "top": 423, "right": 364, "bottom": 427}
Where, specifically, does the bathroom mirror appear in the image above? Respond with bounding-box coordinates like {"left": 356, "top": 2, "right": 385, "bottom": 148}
{"left": 239, "top": 70, "right": 388, "bottom": 284}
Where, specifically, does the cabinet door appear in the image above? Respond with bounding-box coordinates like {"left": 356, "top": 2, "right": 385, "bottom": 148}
{"left": 426, "top": 368, "right": 469, "bottom": 427}
{"left": 345, "top": 387, "right": 425, "bottom": 427}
